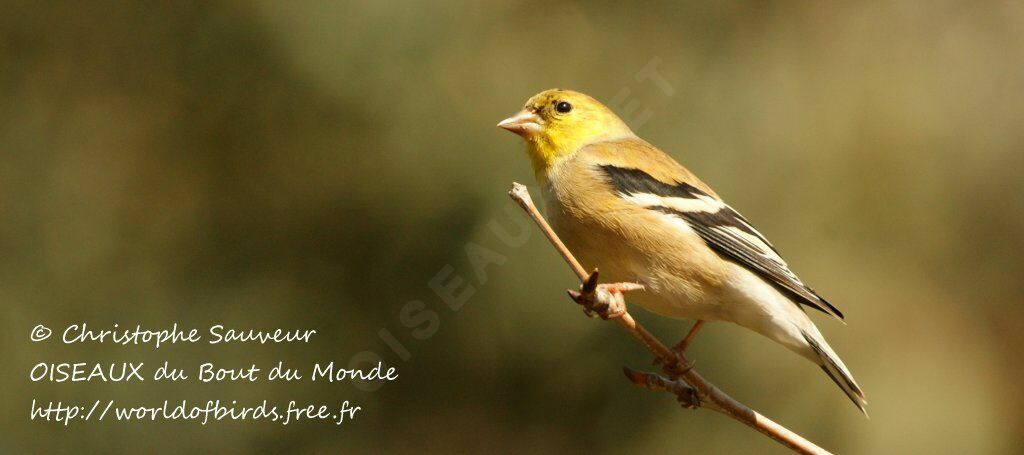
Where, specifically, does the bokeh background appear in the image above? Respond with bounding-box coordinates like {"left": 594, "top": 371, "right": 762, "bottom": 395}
{"left": 3, "top": 1, "right": 1023, "bottom": 453}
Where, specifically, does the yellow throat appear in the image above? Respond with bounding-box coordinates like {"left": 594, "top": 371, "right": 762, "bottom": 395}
{"left": 497, "top": 89, "right": 633, "bottom": 180}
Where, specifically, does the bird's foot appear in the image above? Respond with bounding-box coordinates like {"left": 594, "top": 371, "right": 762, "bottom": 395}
{"left": 662, "top": 356, "right": 696, "bottom": 378}
{"left": 567, "top": 269, "right": 643, "bottom": 320}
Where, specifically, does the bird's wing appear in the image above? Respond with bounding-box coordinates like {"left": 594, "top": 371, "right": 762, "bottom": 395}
{"left": 597, "top": 163, "right": 844, "bottom": 320}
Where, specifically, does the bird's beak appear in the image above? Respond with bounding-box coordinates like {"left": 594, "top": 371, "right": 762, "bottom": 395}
{"left": 497, "top": 110, "right": 542, "bottom": 136}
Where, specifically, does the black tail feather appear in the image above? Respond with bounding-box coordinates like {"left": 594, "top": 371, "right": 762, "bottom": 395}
{"left": 802, "top": 330, "right": 868, "bottom": 416}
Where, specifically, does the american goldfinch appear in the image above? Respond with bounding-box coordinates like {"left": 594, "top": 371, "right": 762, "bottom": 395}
{"left": 498, "top": 89, "right": 866, "bottom": 414}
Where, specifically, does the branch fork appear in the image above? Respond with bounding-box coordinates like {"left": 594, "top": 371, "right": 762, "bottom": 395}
{"left": 508, "top": 182, "right": 831, "bottom": 455}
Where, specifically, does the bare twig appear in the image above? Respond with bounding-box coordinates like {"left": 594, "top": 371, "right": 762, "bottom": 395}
{"left": 509, "top": 182, "right": 831, "bottom": 455}
{"left": 622, "top": 367, "right": 700, "bottom": 409}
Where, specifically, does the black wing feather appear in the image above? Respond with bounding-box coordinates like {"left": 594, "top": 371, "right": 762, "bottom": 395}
{"left": 600, "top": 165, "right": 844, "bottom": 320}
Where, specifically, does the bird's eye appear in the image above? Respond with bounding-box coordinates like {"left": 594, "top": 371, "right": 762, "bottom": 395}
{"left": 555, "top": 101, "right": 573, "bottom": 113}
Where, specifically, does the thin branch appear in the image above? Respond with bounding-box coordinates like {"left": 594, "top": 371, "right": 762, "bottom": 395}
{"left": 622, "top": 367, "right": 700, "bottom": 409}
{"left": 509, "top": 182, "right": 831, "bottom": 455}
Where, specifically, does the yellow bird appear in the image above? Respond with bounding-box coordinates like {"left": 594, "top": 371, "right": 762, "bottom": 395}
{"left": 498, "top": 89, "right": 866, "bottom": 414}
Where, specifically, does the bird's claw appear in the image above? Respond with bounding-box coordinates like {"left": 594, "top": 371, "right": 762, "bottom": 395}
{"left": 652, "top": 352, "right": 696, "bottom": 375}
{"left": 568, "top": 269, "right": 643, "bottom": 320}
{"left": 663, "top": 356, "right": 696, "bottom": 377}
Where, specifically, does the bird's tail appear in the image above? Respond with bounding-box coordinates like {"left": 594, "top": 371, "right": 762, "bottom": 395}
{"left": 801, "top": 330, "right": 868, "bottom": 416}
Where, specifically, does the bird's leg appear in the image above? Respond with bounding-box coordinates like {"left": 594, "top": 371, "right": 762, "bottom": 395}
{"left": 673, "top": 320, "right": 706, "bottom": 355}
{"left": 653, "top": 320, "right": 706, "bottom": 369}
{"left": 567, "top": 269, "right": 643, "bottom": 320}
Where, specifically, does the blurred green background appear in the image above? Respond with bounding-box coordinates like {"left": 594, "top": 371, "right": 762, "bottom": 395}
{"left": 3, "top": 1, "right": 1023, "bottom": 453}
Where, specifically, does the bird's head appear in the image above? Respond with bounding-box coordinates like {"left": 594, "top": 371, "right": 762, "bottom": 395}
{"left": 498, "top": 89, "right": 633, "bottom": 177}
